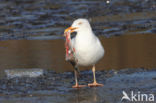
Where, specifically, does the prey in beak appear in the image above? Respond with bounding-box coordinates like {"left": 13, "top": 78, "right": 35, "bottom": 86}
{"left": 64, "top": 26, "right": 80, "bottom": 80}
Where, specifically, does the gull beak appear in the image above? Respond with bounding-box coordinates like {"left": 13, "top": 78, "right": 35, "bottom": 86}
{"left": 64, "top": 27, "right": 77, "bottom": 33}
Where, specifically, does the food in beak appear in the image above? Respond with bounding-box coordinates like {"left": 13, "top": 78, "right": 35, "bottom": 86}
{"left": 64, "top": 30, "right": 75, "bottom": 61}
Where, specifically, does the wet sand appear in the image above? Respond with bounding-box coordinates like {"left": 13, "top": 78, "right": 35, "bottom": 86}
{"left": 0, "top": 34, "right": 155, "bottom": 72}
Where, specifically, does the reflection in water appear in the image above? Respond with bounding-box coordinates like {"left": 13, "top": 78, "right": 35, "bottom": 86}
{"left": 70, "top": 88, "right": 99, "bottom": 103}
{"left": 92, "top": 88, "right": 98, "bottom": 102}
{"left": 0, "top": 34, "right": 156, "bottom": 72}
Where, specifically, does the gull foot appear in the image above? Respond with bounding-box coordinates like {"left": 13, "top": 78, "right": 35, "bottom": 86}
{"left": 88, "top": 82, "right": 104, "bottom": 87}
{"left": 72, "top": 85, "right": 86, "bottom": 88}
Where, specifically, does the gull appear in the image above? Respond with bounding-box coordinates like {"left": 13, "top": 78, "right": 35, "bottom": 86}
{"left": 64, "top": 18, "right": 104, "bottom": 88}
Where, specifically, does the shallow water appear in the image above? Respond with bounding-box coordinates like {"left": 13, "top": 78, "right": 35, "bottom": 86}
{"left": 0, "top": 34, "right": 156, "bottom": 73}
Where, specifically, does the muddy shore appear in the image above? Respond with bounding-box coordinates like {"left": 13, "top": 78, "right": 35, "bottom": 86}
{"left": 0, "top": 68, "right": 156, "bottom": 103}
{"left": 0, "top": 0, "right": 155, "bottom": 40}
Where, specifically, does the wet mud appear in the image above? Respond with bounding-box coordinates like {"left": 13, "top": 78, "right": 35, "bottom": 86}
{"left": 0, "top": 0, "right": 155, "bottom": 40}
{"left": 0, "top": 68, "right": 156, "bottom": 103}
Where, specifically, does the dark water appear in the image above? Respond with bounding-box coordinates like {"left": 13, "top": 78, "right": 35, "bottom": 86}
{"left": 0, "top": 0, "right": 156, "bottom": 103}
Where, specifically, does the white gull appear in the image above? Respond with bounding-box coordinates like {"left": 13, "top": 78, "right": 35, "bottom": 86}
{"left": 64, "top": 18, "right": 104, "bottom": 88}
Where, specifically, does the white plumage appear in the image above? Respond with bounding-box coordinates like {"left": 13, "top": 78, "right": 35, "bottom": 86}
{"left": 64, "top": 18, "right": 104, "bottom": 88}
{"left": 71, "top": 19, "right": 104, "bottom": 66}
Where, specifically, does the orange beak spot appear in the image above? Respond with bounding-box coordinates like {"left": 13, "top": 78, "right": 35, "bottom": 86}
{"left": 64, "top": 27, "right": 77, "bottom": 33}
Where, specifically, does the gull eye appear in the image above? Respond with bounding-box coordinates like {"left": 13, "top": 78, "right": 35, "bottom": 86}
{"left": 78, "top": 22, "right": 82, "bottom": 25}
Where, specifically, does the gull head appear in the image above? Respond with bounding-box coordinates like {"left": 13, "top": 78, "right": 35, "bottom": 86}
{"left": 64, "top": 18, "right": 92, "bottom": 33}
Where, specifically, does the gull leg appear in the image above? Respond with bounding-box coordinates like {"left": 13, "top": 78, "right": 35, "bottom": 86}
{"left": 88, "top": 65, "right": 103, "bottom": 87}
{"left": 72, "top": 69, "right": 86, "bottom": 88}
